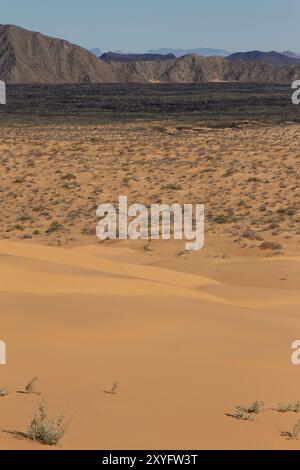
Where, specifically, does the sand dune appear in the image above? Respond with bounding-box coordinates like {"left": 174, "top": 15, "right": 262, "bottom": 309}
{"left": 0, "top": 240, "right": 299, "bottom": 450}
{"left": 0, "top": 121, "right": 299, "bottom": 449}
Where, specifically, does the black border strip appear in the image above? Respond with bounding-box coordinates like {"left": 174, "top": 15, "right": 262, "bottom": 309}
{"left": 0, "top": 450, "right": 299, "bottom": 465}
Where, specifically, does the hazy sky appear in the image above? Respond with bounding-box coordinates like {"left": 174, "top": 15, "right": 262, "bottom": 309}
{"left": 1, "top": 0, "right": 299, "bottom": 52}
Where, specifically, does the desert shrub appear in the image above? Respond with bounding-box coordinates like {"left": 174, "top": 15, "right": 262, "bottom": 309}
{"left": 291, "top": 421, "right": 300, "bottom": 439}
{"left": 160, "top": 183, "right": 182, "bottom": 191}
{"left": 277, "top": 402, "right": 300, "bottom": 413}
{"left": 223, "top": 168, "right": 237, "bottom": 177}
{"left": 234, "top": 408, "right": 255, "bottom": 421}
{"left": 25, "top": 376, "right": 39, "bottom": 394}
{"left": 17, "top": 214, "right": 33, "bottom": 222}
{"left": 268, "top": 222, "right": 280, "bottom": 230}
{"left": 247, "top": 177, "right": 262, "bottom": 183}
{"left": 14, "top": 176, "right": 25, "bottom": 184}
{"left": 234, "top": 401, "right": 264, "bottom": 420}
{"left": 46, "top": 221, "right": 64, "bottom": 234}
{"left": 81, "top": 226, "right": 95, "bottom": 235}
{"left": 259, "top": 241, "right": 282, "bottom": 251}
{"left": 247, "top": 401, "right": 264, "bottom": 414}
{"left": 0, "top": 387, "right": 9, "bottom": 397}
{"left": 277, "top": 206, "right": 298, "bottom": 217}
{"left": 242, "top": 230, "right": 264, "bottom": 241}
{"left": 281, "top": 420, "right": 300, "bottom": 440}
{"left": 27, "top": 399, "right": 67, "bottom": 446}
{"left": 212, "top": 214, "right": 230, "bottom": 224}
{"left": 61, "top": 173, "right": 76, "bottom": 181}
{"left": 13, "top": 224, "right": 24, "bottom": 231}
{"left": 210, "top": 214, "right": 237, "bottom": 225}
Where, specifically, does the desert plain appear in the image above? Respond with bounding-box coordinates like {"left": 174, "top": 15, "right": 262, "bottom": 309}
{"left": 0, "top": 84, "right": 299, "bottom": 450}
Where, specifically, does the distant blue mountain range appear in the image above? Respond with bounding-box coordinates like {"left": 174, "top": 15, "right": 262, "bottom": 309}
{"left": 90, "top": 47, "right": 231, "bottom": 57}
{"left": 147, "top": 47, "right": 231, "bottom": 57}
{"left": 90, "top": 47, "right": 300, "bottom": 62}
{"left": 90, "top": 48, "right": 103, "bottom": 57}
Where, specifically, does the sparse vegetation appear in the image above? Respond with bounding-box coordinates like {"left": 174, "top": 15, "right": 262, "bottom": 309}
{"left": 247, "top": 177, "right": 263, "bottom": 183}
{"left": 259, "top": 241, "right": 282, "bottom": 251}
{"left": 161, "top": 183, "right": 182, "bottom": 191}
{"left": 228, "top": 401, "right": 264, "bottom": 421}
{"left": 281, "top": 420, "right": 300, "bottom": 440}
{"left": 242, "top": 230, "right": 263, "bottom": 241}
{"left": 25, "top": 375, "right": 39, "bottom": 394}
{"left": 229, "top": 399, "right": 300, "bottom": 441}
{"left": 0, "top": 112, "right": 298, "bottom": 249}
{"left": 103, "top": 382, "right": 119, "bottom": 395}
{"left": 234, "top": 401, "right": 264, "bottom": 420}
{"left": 27, "top": 399, "right": 67, "bottom": 446}
{"left": 61, "top": 173, "right": 76, "bottom": 181}
{"left": 234, "top": 408, "right": 255, "bottom": 421}
{"left": 46, "top": 221, "right": 64, "bottom": 234}
{"left": 0, "top": 386, "right": 9, "bottom": 397}
{"left": 276, "top": 402, "right": 300, "bottom": 413}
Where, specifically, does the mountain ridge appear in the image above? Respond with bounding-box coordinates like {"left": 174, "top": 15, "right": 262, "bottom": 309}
{"left": 147, "top": 47, "right": 232, "bottom": 57}
{"left": 0, "top": 24, "right": 115, "bottom": 83}
{"left": 1, "top": 25, "right": 300, "bottom": 84}
{"left": 101, "top": 51, "right": 176, "bottom": 62}
{"left": 110, "top": 54, "right": 298, "bottom": 84}
{"left": 228, "top": 50, "right": 300, "bottom": 67}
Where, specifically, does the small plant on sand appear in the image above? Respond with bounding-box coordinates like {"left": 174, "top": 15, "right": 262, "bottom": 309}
{"left": 234, "top": 401, "right": 264, "bottom": 420}
{"left": 234, "top": 408, "right": 255, "bottom": 421}
{"left": 103, "top": 382, "right": 119, "bottom": 395}
{"left": 27, "top": 399, "right": 67, "bottom": 446}
{"left": 239, "top": 400, "right": 263, "bottom": 414}
{"left": 25, "top": 376, "right": 39, "bottom": 394}
{"left": 281, "top": 420, "right": 300, "bottom": 440}
{"left": 277, "top": 402, "right": 300, "bottom": 413}
{"left": 246, "top": 177, "right": 263, "bottom": 183}
{"left": 259, "top": 241, "right": 282, "bottom": 251}
{"left": 46, "top": 221, "right": 64, "bottom": 234}
{"left": 0, "top": 386, "right": 9, "bottom": 397}
{"left": 212, "top": 214, "right": 230, "bottom": 225}
{"left": 61, "top": 173, "right": 76, "bottom": 181}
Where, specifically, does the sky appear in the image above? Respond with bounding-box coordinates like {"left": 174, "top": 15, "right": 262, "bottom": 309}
{"left": 1, "top": 0, "right": 299, "bottom": 53}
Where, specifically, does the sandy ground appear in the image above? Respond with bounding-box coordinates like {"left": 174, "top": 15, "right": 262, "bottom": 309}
{"left": 0, "top": 122, "right": 299, "bottom": 248}
{"left": 0, "top": 123, "right": 299, "bottom": 449}
{"left": 0, "top": 238, "right": 299, "bottom": 450}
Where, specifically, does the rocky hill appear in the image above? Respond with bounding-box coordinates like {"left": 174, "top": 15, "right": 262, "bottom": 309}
{"left": 111, "top": 54, "right": 300, "bottom": 83}
{"left": 228, "top": 50, "right": 300, "bottom": 67}
{"left": 0, "top": 25, "right": 299, "bottom": 84}
{"left": 101, "top": 52, "right": 176, "bottom": 62}
{"left": 0, "top": 24, "right": 114, "bottom": 83}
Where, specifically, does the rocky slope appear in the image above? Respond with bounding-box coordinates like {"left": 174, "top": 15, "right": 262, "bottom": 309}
{"left": 111, "top": 54, "right": 299, "bottom": 83}
{"left": 0, "top": 24, "right": 114, "bottom": 83}
{"left": 0, "top": 25, "right": 300, "bottom": 84}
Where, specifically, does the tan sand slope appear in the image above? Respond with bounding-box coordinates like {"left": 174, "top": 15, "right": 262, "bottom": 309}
{"left": 0, "top": 241, "right": 300, "bottom": 450}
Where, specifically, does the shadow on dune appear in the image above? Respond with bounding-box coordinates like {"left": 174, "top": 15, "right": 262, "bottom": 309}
{"left": 2, "top": 429, "right": 28, "bottom": 441}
